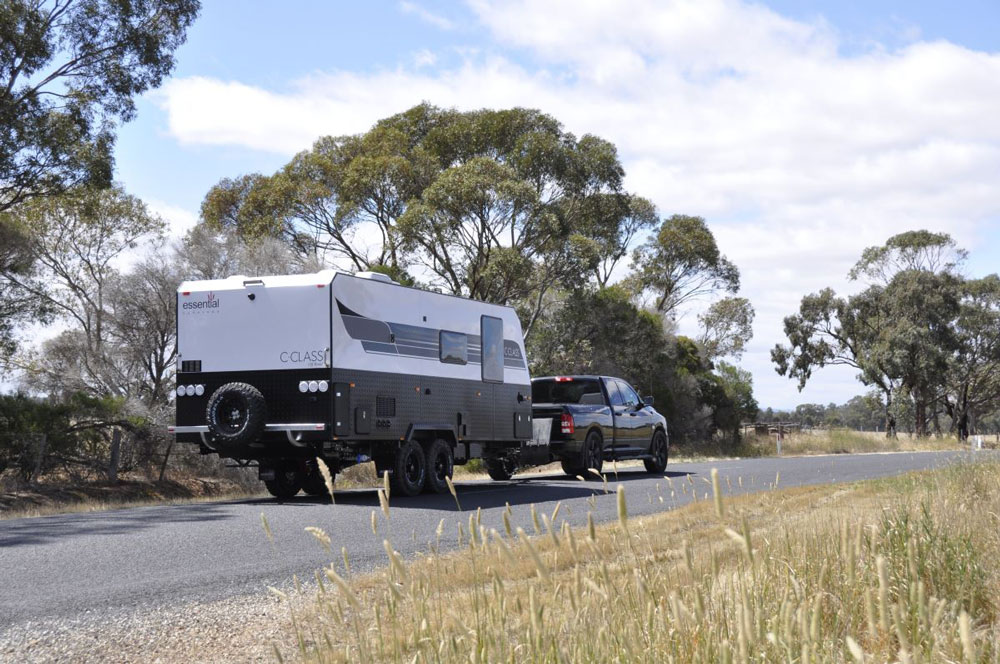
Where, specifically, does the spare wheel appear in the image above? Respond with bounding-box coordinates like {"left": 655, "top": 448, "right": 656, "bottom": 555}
{"left": 206, "top": 382, "right": 267, "bottom": 446}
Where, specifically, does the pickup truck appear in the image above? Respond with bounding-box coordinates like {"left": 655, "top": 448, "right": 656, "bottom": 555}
{"left": 531, "top": 375, "right": 669, "bottom": 476}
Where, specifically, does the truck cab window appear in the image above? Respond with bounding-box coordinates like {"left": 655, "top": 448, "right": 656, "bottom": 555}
{"left": 532, "top": 378, "right": 602, "bottom": 404}
{"left": 481, "top": 316, "right": 504, "bottom": 383}
{"left": 607, "top": 381, "right": 625, "bottom": 406}
{"left": 616, "top": 380, "right": 641, "bottom": 407}
{"left": 439, "top": 330, "right": 468, "bottom": 365}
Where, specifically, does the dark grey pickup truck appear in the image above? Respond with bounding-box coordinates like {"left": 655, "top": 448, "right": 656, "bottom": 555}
{"left": 531, "top": 375, "right": 669, "bottom": 476}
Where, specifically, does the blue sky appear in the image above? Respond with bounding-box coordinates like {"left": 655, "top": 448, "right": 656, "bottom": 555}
{"left": 108, "top": 0, "right": 1000, "bottom": 409}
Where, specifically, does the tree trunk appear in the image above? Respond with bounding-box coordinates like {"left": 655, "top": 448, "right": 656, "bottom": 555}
{"left": 107, "top": 429, "right": 121, "bottom": 484}
{"left": 914, "top": 398, "right": 928, "bottom": 438}
{"left": 957, "top": 411, "right": 969, "bottom": 441}
{"left": 30, "top": 434, "right": 48, "bottom": 484}
{"left": 158, "top": 437, "right": 174, "bottom": 482}
{"left": 884, "top": 395, "right": 897, "bottom": 439}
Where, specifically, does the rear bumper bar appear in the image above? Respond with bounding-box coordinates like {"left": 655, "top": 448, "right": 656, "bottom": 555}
{"left": 168, "top": 423, "right": 327, "bottom": 447}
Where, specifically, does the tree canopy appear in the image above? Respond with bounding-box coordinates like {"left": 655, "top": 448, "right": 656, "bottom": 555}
{"left": 628, "top": 214, "right": 739, "bottom": 316}
{"left": 202, "top": 103, "right": 660, "bottom": 339}
{"left": 774, "top": 230, "right": 1000, "bottom": 438}
{"left": 0, "top": 0, "right": 200, "bottom": 212}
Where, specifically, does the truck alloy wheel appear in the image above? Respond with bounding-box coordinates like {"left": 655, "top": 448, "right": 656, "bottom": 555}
{"left": 391, "top": 440, "right": 427, "bottom": 497}
{"left": 302, "top": 461, "right": 332, "bottom": 497}
{"left": 205, "top": 382, "right": 267, "bottom": 446}
{"left": 485, "top": 456, "right": 517, "bottom": 481}
{"left": 423, "top": 439, "right": 454, "bottom": 494}
{"left": 582, "top": 430, "right": 604, "bottom": 477}
{"left": 644, "top": 430, "right": 669, "bottom": 473}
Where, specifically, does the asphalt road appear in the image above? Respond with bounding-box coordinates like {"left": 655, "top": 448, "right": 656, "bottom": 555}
{"left": 0, "top": 450, "right": 979, "bottom": 628}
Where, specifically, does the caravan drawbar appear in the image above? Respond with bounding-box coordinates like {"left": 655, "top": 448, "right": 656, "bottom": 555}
{"left": 170, "top": 270, "right": 540, "bottom": 498}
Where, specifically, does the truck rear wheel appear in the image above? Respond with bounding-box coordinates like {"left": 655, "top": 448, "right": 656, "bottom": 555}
{"left": 485, "top": 457, "right": 517, "bottom": 481}
{"left": 391, "top": 440, "right": 427, "bottom": 497}
{"left": 423, "top": 439, "right": 454, "bottom": 494}
{"left": 563, "top": 430, "right": 604, "bottom": 478}
{"left": 644, "top": 429, "right": 669, "bottom": 473}
{"left": 264, "top": 465, "right": 302, "bottom": 499}
{"left": 302, "top": 461, "right": 331, "bottom": 497}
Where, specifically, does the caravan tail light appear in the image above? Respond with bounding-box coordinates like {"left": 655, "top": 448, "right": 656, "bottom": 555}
{"left": 560, "top": 413, "right": 575, "bottom": 435}
{"left": 298, "top": 381, "right": 309, "bottom": 393}
{"left": 318, "top": 380, "right": 329, "bottom": 392}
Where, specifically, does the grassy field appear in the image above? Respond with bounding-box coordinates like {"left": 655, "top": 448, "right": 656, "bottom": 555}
{"left": 276, "top": 459, "right": 1000, "bottom": 663}
{"left": 685, "top": 428, "right": 972, "bottom": 459}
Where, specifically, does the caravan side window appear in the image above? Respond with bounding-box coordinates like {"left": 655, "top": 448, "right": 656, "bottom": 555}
{"left": 481, "top": 315, "right": 504, "bottom": 383}
{"left": 439, "top": 331, "right": 468, "bottom": 365}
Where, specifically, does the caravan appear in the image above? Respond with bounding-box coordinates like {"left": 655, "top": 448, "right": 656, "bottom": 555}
{"left": 170, "top": 270, "right": 535, "bottom": 497}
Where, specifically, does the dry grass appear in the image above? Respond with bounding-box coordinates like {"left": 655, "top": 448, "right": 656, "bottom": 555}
{"left": 763, "top": 429, "right": 970, "bottom": 455}
{"left": 679, "top": 429, "right": 971, "bottom": 460}
{"left": 0, "top": 474, "right": 263, "bottom": 520}
{"left": 276, "top": 459, "right": 1000, "bottom": 663}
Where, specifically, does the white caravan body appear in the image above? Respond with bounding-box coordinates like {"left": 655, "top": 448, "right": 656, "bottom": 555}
{"left": 172, "top": 270, "right": 535, "bottom": 486}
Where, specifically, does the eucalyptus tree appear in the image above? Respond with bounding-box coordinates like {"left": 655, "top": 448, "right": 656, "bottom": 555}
{"left": 943, "top": 275, "right": 1000, "bottom": 439}
{"left": 0, "top": 0, "right": 200, "bottom": 211}
{"left": 1, "top": 185, "right": 165, "bottom": 399}
{"left": 773, "top": 230, "right": 970, "bottom": 437}
{"left": 202, "top": 104, "right": 650, "bottom": 339}
{"left": 628, "top": 215, "right": 740, "bottom": 317}
{"left": 849, "top": 230, "right": 967, "bottom": 285}
{"left": 0, "top": 216, "right": 41, "bottom": 360}
{"left": 698, "top": 296, "right": 755, "bottom": 361}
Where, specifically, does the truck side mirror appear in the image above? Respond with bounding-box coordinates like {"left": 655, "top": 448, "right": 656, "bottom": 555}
{"left": 642, "top": 396, "right": 654, "bottom": 406}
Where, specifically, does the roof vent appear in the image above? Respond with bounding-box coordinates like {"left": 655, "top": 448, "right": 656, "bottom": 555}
{"left": 356, "top": 271, "right": 397, "bottom": 284}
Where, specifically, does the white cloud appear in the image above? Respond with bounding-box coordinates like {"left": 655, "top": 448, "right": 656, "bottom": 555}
{"left": 155, "top": 0, "right": 1000, "bottom": 407}
{"left": 413, "top": 48, "right": 438, "bottom": 68}
{"left": 149, "top": 200, "right": 199, "bottom": 240}
{"left": 399, "top": 1, "right": 455, "bottom": 30}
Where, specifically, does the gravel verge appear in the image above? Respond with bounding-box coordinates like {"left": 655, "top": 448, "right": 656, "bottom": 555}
{"left": 0, "top": 588, "right": 308, "bottom": 663}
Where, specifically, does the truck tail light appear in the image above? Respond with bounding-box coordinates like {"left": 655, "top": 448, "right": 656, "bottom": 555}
{"left": 554, "top": 376, "right": 573, "bottom": 382}
{"left": 561, "top": 413, "right": 575, "bottom": 434}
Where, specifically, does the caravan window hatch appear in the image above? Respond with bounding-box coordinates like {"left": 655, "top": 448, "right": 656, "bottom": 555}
{"left": 439, "top": 330, "right": 468, "bottom": 365}
{"left": 481, "top": 315, "right": 504, "bottom": 383}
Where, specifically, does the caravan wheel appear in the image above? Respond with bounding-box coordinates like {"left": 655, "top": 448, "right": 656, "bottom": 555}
{"left": 423, "top": 439, "right": 454, "bottom": 494}
{"left": 264, "top": 466, "right": 302, "bottom": 499}
{"left": 390, "top": 440, "right": 427, "bottom": 497}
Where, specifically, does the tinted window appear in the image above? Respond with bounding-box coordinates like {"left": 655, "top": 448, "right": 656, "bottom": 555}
{"left": 532, "top": 379, "right": 604, "bottom": 404}
{"left": 481, "top": 316, "right": 504, "bottom": 382}
{"left": 616, "top": 380, "right": 640, "bottom": 407}
{"left": 606, "top": 381, "right": 625, "bottom": 406}
{"left": 439, "top": 330, "right": 467, "bottom": 365}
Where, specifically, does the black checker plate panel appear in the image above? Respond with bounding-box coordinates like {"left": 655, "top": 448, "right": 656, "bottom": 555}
{"left": 175, "top": 368, "right": 332, "bottom": 426}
